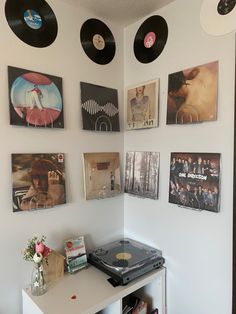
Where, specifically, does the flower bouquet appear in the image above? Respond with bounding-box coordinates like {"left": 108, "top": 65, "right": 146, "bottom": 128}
{"left": 23, "top": 235, "right": 51, "bottom": 296}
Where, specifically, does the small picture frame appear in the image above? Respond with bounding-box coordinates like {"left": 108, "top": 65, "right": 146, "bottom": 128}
{"left": 126, "top": 79, "right": 159, "bottom": 130}
{"left": 64, "top": 236, "right": 87, "bottom": 273}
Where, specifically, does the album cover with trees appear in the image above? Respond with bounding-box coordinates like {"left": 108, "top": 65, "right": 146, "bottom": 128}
{"left": 125, "top": 151, "right": 159, "bottom": 200}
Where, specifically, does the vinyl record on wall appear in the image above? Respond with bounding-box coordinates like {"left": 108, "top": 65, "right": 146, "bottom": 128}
{"left": 5, "top": 0, "right": 58, "bottom": 48}
{"left": 133, "top": 15, "right": 168, "bottom": 64}
{"left": 80, "top": 18, "right": 116, "bottom": 65}
{"left": 200, "top": 0, "right": 236, "bottom": 35}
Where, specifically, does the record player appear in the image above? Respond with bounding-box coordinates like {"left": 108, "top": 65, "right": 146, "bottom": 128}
{"left": 87, "top": 238, "right": 165, "bottom": 285}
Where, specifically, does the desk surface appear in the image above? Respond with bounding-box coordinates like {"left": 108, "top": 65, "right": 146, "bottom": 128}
{"left": 23, "top": 265, "right": 165, "bottom": 314}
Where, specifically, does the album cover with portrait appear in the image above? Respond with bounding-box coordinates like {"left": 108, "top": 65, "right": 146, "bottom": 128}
{"left": 169, "top": 152, "right": 220, "bottom": 212}
{"left": 167, "top": 61, "right": 218, "bottom": 124}
{"left": 12, "top": 153, "right": 66, "bottom": 212}
{"left": 8, "top": 66, "right": 64, "bottom": 128}
{"left": 125, "top": 151, "right": 159, "bottom": 200}
{"left": 126, "top": 79, "right": 159, "bottom": 130}
{"left": 83, "top": 152, "right": 121, "bottom": 200}
{"left": 80, "top": 82, "right": 120, "bottom": 132}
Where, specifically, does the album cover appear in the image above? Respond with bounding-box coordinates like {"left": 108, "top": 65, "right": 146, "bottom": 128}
{"left": 169, "top": 152, "right": 221, "bottom": 212}
{"left": 12, "top": 153, "right": 66, "bottom": 212}
{"left": 8, "top": 66, "right": 64, "bottom": 128}
{"left": 80, "top": 82, "right": 120, "bottom": 132}
{"left": 125, "top": 151, "right": 159, "bottom": 200}
{"left": 167, "top": 61, "right": 218, "bottom": 124}
{"left": 83, "top": 152, "right": 121, "bottom": 200}
{"left": 126, "top": 80, "right": 159, "bottom": 130}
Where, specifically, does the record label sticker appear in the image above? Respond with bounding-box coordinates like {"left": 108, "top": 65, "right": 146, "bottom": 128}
{"left": 92, "top": 34, "right": 105, "bottom": 50}
{"left": 116, "top": 252, "right": 132, "bottom": 260}
{"left": 144, "top": 32, "right": 156, "bottom": 48}
{"left": 24, "top": 9, "right": 42, "bottom": 30}
{"left": 217, "top": 0, "right": 236, "bottom": 15}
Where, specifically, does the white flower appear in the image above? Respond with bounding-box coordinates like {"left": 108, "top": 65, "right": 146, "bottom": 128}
{"left": 33, "top": 252, "right": 43, "bottom": 264}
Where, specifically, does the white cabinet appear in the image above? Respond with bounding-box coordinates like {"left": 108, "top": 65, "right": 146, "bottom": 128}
{"left": 22, "top": 265, "right": 166, "bottom": 314}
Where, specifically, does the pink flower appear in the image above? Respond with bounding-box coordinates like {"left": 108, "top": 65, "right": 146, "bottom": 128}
{"left": 42, "top": 245, "right": 51, "bottom": 258}
{"left": 35, "top": 241, "right": 45, "bottom": 254}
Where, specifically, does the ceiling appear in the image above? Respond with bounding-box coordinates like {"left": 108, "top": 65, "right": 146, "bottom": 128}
{"left": 77, "top": 0, "right": 175, "bottom": 26}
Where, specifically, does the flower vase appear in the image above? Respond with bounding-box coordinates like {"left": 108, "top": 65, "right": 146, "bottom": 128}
{"left": 31, "top": 263, "right": 47, "bottom": 296}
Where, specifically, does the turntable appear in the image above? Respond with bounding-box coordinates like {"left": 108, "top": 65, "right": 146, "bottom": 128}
{"left": 87, "top": 238, "right": 165, "bottom": 285}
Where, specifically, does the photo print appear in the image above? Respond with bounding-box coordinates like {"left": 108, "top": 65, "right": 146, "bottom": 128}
{"left": 83, "top": 152, "right": 121, "bottom": 200}
{"left": 80, "top": 82, "right": 120, "bottom": 132}
{"left": 167, "top": 61, "right": 218, "bottom": 124}
{"left": 125, "top": 151, "right": 159, "bottom": 200}
{"left": 126, "top": 79, "right": 159, "bottom": 130}
{"left": 12, "top": 153, "right": 66, "bottom": 212}
{"left": 169, "top": 152, "right": 221, "bottom": 212}
{"left": 8, "top": 66, "right": 64, "bottom": 128}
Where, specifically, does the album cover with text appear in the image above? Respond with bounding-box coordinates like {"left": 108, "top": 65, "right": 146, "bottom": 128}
{"left": 126, "top": 80, "right": 158, "bottom": 130}
{"left": 169, "top": 152, "right": 220, "bottom": 212}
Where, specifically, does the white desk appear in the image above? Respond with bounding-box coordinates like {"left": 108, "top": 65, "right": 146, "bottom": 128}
{"left": 22, "top": 265, "right": 166, "bottom": 314}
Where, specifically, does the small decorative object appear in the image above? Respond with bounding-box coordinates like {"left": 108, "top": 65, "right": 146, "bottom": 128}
{"left": 43, "top": 250, "right": 65, "bottom": 283}
{"left": 65, "top": 236, "right": 87, "bottom": 273}
{"left": 23, "top": 235, "right": 51, "bottom": 296}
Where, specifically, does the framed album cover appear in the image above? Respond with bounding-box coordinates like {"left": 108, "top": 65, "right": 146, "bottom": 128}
{"left": 125, "top": 151, "right": 159, "bottom": 200}
{"left": 80, "top": 82, "right": 120, "bottom": 132}
{"left": 167, "top": 61, "right": 218, "bottom": 124}
{"left": 83, "top": 152, "right": 121, "bottom": 200}
{"left": 12, "top": 153, "right": 66, "bottom": 212}
{"left": 169, "top": 152, "right": 221, "bottom": 212}
{"left": 8, "top": 66, "right": 64, "bottom": 128}
{"left": 126, "top": 79, "right": 159, "bottom": 130}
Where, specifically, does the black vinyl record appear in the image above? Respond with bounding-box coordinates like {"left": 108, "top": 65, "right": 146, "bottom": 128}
{"left": 134, "top": 15, "right": 168, "bottom": 64}
{"left": 5, "top": 0, "right": 58, "bottom": 48}
{"left": 80, "top": 18, "right": 116, "bottom": 65}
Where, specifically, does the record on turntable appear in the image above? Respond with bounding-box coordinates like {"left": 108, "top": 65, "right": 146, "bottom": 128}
{"left": 87, "top": 238, "right": 165, "bottom": 285}
{"left": 5, "top": 0, "right": 58, "bottom": 48}
{"left": 80, "top": 18, "right": 116, "bottom": 65}
{"left": 133, "top": 15, "right": 168, "bottom": 64}
{"left": 200, "top": 0, "right": 236, "bottom": 35}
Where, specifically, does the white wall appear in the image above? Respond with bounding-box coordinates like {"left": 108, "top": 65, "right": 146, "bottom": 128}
{"left": 0, "top": 1, "right": 124, "bottom": 313}
{"left": 124, "top": 1, "right": 234, "bottom": 314}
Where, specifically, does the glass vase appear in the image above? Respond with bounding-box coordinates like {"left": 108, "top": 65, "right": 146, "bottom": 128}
{"left": 31, "top": 263, "right": 47, "bottom": 296}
